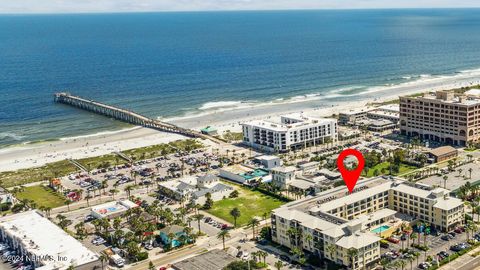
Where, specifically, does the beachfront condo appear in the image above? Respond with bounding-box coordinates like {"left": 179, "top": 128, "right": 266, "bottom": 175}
{"left": 270, "top": 176, "right": 463, "bottom": 269}
{"left": 400, "top": 90, "right": 480, "bottom": 146}
{"left": 242, "top": 113, "right": 337, "bottom": 153}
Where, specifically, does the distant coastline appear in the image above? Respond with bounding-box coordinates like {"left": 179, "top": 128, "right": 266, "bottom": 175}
{"left": 3, "top": 10, "right": 480, "bottom": 147}
{"left": 1, "top": 71, "right": 480, "bottom": 173}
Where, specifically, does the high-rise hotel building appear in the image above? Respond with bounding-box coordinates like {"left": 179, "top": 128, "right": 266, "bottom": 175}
{"left": 399, "top": 90, "right": 480, "bottom": 146}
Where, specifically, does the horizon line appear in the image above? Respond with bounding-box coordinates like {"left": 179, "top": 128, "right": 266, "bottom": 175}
{"left": 1, "top": 6, "right": 480, "bottom": 15}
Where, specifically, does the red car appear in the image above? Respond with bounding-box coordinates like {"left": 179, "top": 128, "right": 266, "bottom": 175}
{"left": 387, "top": 237, "right": 400, "bottom": 244}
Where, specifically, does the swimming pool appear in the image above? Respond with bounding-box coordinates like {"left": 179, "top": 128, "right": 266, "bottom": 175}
{"left": 372, "top": 225, "right": 390, "bottom": 234}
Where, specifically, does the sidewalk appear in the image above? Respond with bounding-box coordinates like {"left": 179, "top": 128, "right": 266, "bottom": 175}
{"left": 440, "top": 245, "right": 480, "bottom": 270}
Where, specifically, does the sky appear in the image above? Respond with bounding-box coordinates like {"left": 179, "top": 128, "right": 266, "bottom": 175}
{"left": 1, "top": 0, "right": 480, "bottom": 14}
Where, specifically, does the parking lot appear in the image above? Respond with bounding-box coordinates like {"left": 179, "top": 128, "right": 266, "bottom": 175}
{"left": 419, "top": 160, "right": 480, "bottom": 191}
{"left": 60, "top": 148, "right": 222, "bottom": 201}
{"left": 381, "top": 226, "right": 473, "bottom": 269}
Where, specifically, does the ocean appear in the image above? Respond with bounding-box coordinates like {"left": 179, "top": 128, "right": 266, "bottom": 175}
{"left": 2, "top": 9, "right": 480, "bottom": 147}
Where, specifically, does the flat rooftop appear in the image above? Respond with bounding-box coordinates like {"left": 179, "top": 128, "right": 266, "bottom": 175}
{"left": 0, "top": 211, "right": 98, "bottom": 270}
{"left": 172, "top": 249, "right": 236, "bottom": 270}
{"left": 244, "top": 114, "right": 335, "bottom": 131}
{"left": 91, "top": 200, "right": 138, "bottom": 218}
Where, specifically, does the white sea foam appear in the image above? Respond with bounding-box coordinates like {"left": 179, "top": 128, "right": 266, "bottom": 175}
{"left": 160, "top": 68, "right": 480, "bottom": 124}
{"left": 0, "top": 132, "right": 26, "bottom": 141}
{"left": 59, "top": 126, "right": 141, "bottom": 141}
{"left": 199, "top": 101, "right": 249, "bottom": 110}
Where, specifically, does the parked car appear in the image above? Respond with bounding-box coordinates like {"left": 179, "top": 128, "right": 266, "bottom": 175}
{"left": 387, "top": 237, "right": 400, "bottom": 244}
{"left": 437, "top": 251, "right": 449, "bottom": 259}
{"left": 280, "top": 255, "right": 291, "bottom": 262}
{"left": 441, "top": 235, "right": 450, "bottom": 241}
{"left": 418, "top": 262, "right": 431, "bottom": 269}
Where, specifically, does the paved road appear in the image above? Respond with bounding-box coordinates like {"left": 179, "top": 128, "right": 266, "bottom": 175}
{"left": 440, "top": 245, "right": 480, "bottom": 270}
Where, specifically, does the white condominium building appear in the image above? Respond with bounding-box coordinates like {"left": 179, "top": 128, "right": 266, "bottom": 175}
{"left": 271, "top": 177, "right": 464, "bottom": 270}
{"left": 0, "top": 211, "right": 100, "bottom": 270}
{"left": 242, "top": 113, "right": 337, "bottom": 152}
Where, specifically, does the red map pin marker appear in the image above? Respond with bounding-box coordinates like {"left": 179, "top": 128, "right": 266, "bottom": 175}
{"left": 337, "top": 149, "right": 364, "bottom": 193}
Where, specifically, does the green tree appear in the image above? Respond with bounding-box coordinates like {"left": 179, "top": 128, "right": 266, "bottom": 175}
{"left": 148, "top": 261, "right": 155, "bottom": 270}
{"left": 347, "top": 248, "right": 358, "bottom": 269}
{"left": 193, "top": 213, "right": 204, "bottom": 233}
{"left": 248, "top": 218, "right": 260, "bottom": 239}
{"left": 230, "top": 207, "right": 241, "bottom": 228}
{"left": 274, "top": 260, "right": 284, "bottom": 270}
{"left": 217, "top": 230, "right": 231, "bottom": 250}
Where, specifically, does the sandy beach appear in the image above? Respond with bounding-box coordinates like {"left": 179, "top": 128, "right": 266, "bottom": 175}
{"left": 1, "top": 72, "right": 480, "bottom": 173}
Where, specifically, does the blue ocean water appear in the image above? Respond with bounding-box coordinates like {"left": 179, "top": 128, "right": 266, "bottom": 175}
{"left": 2, "top": 9, "right": 480, "bottom": 146}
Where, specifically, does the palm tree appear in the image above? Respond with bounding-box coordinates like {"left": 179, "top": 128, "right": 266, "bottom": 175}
{"left": 109, "top": 189, "right": 119, "bottom": 199}
{"left": 347, "top": 248, "right": 358, "bottom": 269}
{"left": 248, "top": 218, "right": 260, "bottom": 239}
{"left": 65, "top": 200, "right": 71, "bottom": 211}
{"left": 326, "top": 244, "right": 336, "bottom": 260}
{"left": 99, "top": 253, "right": 108, "bottom": 270}
{"left": 101, "top": 180, "right": 108, "bottom": 195}
{"left": 468, "top": 168, "right": 473, "bottom": 179}
{"left": 274, "top": 260, "right": 284, "bottom": 270}
{"left": 398, "top": 259, "right": 407, "bottom": 270}
{"left": 408, "top": 256, "right": 414, "bottom": 270}
{"left": 230, "top": 207, "right": 241, "bottom": 228}
{"left": 304, "top": 234, "right": 313, "bottom": 251}
{"left": 125, "top": 185, "right": 134, "bottom": 198}
{"left": 193, "top": 214, "right": 204, "bottom": 233}
{"left": 410, "top": 232, "right": 418, "bottom": 246}
{"left": 217, "top": 230, "right": 231, "bottom": 249}
{"left": 257, "top": 250, "right": 268, "bottom": 265}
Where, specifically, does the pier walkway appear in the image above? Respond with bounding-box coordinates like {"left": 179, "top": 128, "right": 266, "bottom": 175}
{"left": 54, "top": 92, "right": 223, "bottom": 144}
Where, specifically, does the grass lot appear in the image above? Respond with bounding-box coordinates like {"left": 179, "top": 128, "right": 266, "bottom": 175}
{"left": 0, "top": 160, "right": 78, "bottom": 188}
{"left": 222, "top": 131, "right": 243, "bottom": 142}
{"left": 14, "top": 185, "right": 67, "bottom": 208}
{"left": 122, "top": 139, "right": 203, "bottom": 160}
{"left": 363, "top": 162, "right": 418, "bottom": 177}
{"left": 77, "top": 154, "right": 119, "bottom": 170}
{"left": 207, "top": 185, "right": 285, "bottom": 227}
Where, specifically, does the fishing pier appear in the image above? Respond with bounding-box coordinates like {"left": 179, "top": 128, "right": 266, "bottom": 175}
{"left": 54, "top": 92, "right": 222, "bottom": 143}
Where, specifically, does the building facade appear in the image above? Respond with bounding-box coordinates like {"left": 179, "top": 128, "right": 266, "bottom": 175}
{"left": 242, "top": 113, "right": 337, "bottom": 152}
{"left": 400, "top": 90, "right": 480, "bottom": 146}
{"left": 0, "top": 211, "right": 100, "bottom": 270}
{"left": 270, "top": 177, "right": 464, "bottom": 269}
{"left": 271, "top": 166, "right": 297, "bottom": 190}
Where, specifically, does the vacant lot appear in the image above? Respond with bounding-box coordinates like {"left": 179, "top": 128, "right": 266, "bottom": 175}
{"left": 0, "top": 160, "right": 78, "bottom": 188}
{"left": 207, "top": 185, "right": 285, "bottom": 227}
{"left": 364, "top": 162, "right": 417, "bottom": 177}
{"left": 15, "top": 185, "right": 67, "bottom": 208}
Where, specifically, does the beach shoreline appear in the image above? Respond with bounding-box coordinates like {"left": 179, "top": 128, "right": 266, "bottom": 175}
{"left": 1, "top": 73, "right": 480, "bottom": 173}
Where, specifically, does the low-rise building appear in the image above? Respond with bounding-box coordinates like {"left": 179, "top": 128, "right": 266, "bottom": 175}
{"left": 159, "top": 225, "right": 188, "bottom": 248}
{"left": 0, "top": 211, "right": 100, "bottom": 270}
{"left": 357, "top": 119, "right": 396, "bottom": 132}
{"left": 200, "top": 126, "right": 218, "bottom": 136}
{"left": 366, "top": 104, "right": 400, "bottom": 123}
{"left": 158, "top": 174, "right": 233, "bottom": 204}
{"left": 219, "top": 165, "right": 269, "bottom": 185}
{"left": 242, "top": 113, "right": 337, "bottom": 152}
{"left": 426, "top": 146, "right": 458, "bottom": 163}
{"left": 271, "top": 166, "right": 297, "bottom": 190}
{"left": 91, "top": 200, "right": 139, "bottom": 219}
{"left": 255, "top": 155, "right": 282, "bottom": 169}
{"left": 339, "top": 108, "right": 372, "bottom": 125}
